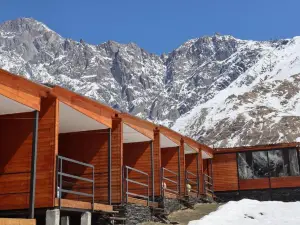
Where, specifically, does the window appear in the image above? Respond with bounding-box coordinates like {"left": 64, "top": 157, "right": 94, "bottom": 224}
{"left": 238, "top": 152, "right": 254, "bottom": 179}
{"left": 268, "top": 149, "right": 287, "bottom": 177}
{"left": 288, "top": 148, "right": 299, "bottom": 176}
{"left": 252, "top": 151, "right": 268, "bottom": 178}
{"left": 237, "top": 148, "right": 300, "bottom": 180}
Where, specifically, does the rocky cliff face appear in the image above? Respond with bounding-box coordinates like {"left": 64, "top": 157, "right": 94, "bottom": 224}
{"left": 1, "top": 18, "right": 300, "bottom": 147}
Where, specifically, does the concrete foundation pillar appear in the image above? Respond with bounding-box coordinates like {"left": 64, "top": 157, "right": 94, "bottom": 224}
{"left": 81, "top": 212, "right": 91, "bottom": 225}
{"left": 61, "top": 216, "right": 70, "bottom": 225}
{"left": 46, "top": 209, "right": 60, "bottom": 225}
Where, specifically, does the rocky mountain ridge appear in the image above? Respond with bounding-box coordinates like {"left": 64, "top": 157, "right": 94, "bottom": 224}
{"left": 1, "top": 18, "right": 300, "bottom": 147}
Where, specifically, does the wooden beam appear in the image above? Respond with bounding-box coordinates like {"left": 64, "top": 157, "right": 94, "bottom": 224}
{"left": 55, "top": 198, "right": 113, "bottom": 212}
{"left": 0, "top": 219, "right": 35, "bottom": 225}
{"left": 215, "top": 142, "right": 299, "bottom": 154}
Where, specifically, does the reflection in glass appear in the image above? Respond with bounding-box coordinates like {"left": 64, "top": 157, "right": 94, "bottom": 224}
{"left": 268, "top": 150, "right": 288, "bottom": 177}
{"left": 289, "top": 148, "right": 300, "bottom": 176}
{"left": 238, "top": 152, "right": 254, "bottom": 179}
{"left": 252, "top": 151, "right": 269, "bottom": 178}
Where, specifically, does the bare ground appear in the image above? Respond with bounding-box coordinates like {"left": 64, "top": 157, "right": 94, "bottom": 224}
{"left": 140, "top": 203, "right": 221, "bottom": 225}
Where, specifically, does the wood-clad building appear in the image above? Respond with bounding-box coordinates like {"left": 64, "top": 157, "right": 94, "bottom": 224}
{"left": 212, "top": 143, "right": 300, "bottom": 201}
{"left": 0, "top": 70, "right": 117, "bottom": 217}
{"left": 159, "top": 127, "right": 213, "bottom": 199}
{"left": 0, "top": 69, "right": 49, "bottom": 215}
{"left": 0, "top": 68, "right": 217, "bottom": 223}
{"left": 110, "top": 113, "right": 155, "bottom": 205}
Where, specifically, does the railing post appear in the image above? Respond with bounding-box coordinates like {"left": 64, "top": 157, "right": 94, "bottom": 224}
{"left": 126, "top": 167, "right": 129, "bottom": 204}
{"left": 29, "top": 110, "right": 39, "bottom": 219}
{"left": 56, "top": 155, "right": 59, "bottom": 198}
{"left": 147, "top": 175, "right": 149, "bottom": 206}
{"left": 59, "top": 157, "right": 62, "bottom": 209}
{"left": 185, "top": 170, "right": 187, "bottom": 196}
{"left": 161, "top": 168, "right": 164, "bottom": 198}
{"left": 92, "top": 166, "right": 95, "bottom": 211}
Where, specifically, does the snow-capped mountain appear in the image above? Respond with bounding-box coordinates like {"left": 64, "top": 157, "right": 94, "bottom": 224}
{"left": 1, "top": 18, "right": 300, "bottom": 147}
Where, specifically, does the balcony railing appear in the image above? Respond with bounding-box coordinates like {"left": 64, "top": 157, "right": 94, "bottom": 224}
{"left": 123, "top": 165, "right": 150, "bottom": 206}
{"left": 185, "top": 170, "right": 199, "bottom": 196}
{"left": 161, "top": 167, "right": 179, "bottom": 196}
{"left": 56, "top": 155, "right": 95, "bottom": 210}
{"left": 203, "top": 173, "right": 214, "bottom": 199}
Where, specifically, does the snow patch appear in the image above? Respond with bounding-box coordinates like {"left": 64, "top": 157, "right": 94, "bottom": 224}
{"left": 189, "top": 199, "right": 300, "bottom": 225}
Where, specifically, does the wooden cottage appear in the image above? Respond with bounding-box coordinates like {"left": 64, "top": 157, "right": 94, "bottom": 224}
{"left": 0, "top": 69, "right": 49, "bottom": 218}
{"left": 0, "top": 71, "right": 117, "bottom": 220}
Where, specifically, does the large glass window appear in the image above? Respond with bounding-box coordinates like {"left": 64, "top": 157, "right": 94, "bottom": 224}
{"left": 237, "top": 148, "right": 300, "bottom": 180}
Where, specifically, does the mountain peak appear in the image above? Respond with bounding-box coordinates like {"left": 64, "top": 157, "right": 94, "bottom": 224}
{"left": 0, "top": 17, "right": 54, "bottom": 34}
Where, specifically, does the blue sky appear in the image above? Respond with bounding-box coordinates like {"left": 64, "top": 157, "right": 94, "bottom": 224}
{"left": 1, "top": 0, "right": 299, "bottom": 54}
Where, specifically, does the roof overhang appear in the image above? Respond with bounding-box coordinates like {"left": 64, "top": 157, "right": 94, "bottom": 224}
{"left": 52, "top": 86, "right": 117, "bottom": 128}
{"left": 184, "top": 143, "right": 198, "bottom": 154}
{"left": 160, "top": 133, "right": 179, "bottom": 148}
{"left": 0, "top": 69, "right": 50, "bottom": 111}
{"left": 159, "top": 126, "right": 181, "bottom": 147}
{"left": 0, "top": 94, "right": 35, "bottom": 115}
{"left": 202, "top": 150, "right": 213, "bottom": 159}
{"left": 59, "top": 101, "right": 108, "bottom": 133}
{"left": 123, "top": 123, "right": 152, "bottom": 143}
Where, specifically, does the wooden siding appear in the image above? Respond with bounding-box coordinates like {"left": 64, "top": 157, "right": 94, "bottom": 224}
{"left": 185, "top": 154, "right": 198, "bottom": 193}
{"left": 36, "top": 96, "right": 58, "bottom": 208}
{"left": 198, "top": 151, "right": 203, "bottom": 194}
{"left": 179, "top": 141, "right": 185, "bottom": 195}
{"left": 58, "top": 129, "right": 109, "bottom": 203}
{"left": 0, "top": 96, "right": 58, "bottom": 210}
{"left": 239, "top": 178, "right": 269, "bottom": 190}
{"left": 271, "top": 176, "right": 300, "bottom": 188}
{"left": 203, "top": 159, "right": 211, "bottom": 176}
{"left": 111, "top": 117, "right": 123, "bottom": 204}
{"left": 161, "top": 147, "right": 179, "bottom": 194}
{"left": 212, "top": 153, "right": 238, "bottom": 191}
{"left": 123, "top": 141, "right": 152, "bottom": 198}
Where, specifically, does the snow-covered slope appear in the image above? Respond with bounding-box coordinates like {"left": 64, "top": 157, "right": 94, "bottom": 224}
{"left": 173, "top": 37, "right": 300, "bottom": 147}
{"left": 1, "top": 18, "right": 300, "bottom": 147}
{"left": 189, "top": 199, "right": 300, "bottom": 225}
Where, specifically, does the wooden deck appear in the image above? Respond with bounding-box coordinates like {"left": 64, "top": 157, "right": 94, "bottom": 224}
{"left": 163, "top": 191, "right": 178, "bottom": 199}
{"left": 0, "top": 219, "right": 35, "bottom": 225}
{"left": 55, "top": 199, "right": 113, "bottom": 212}
{"left": 127, "top": 197, "right": 158, "bottom": 208}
